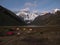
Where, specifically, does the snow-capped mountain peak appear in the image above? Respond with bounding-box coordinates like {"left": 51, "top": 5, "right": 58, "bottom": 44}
{"left": 52, "top": 8, "right": 60, "bottom": 13}
{"left": 16, "top": 9, "right": 38, "bottom": 21}
{"left": 54, "top": 8, "right": 60, "bottom": 12}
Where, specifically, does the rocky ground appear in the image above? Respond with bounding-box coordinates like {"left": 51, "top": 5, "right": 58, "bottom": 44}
{"left": 0, "top": 26, "right": 60, "bottom": 45}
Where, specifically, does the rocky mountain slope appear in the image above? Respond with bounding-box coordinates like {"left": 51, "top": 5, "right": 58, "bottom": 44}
{"left": 0, "top": 6, "right": 26, "bottom": 26}
{"left": 30, "top": 11, "right": 60, "bottom": 26}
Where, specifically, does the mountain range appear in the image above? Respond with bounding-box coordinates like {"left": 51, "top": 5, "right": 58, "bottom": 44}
{"left": 30, "top": 11, "right": 60, "bottom": 26}
{"left": 16, "top": 8, "right": 60, "bottom": 25}
{"left": 0, "top": 5, "right": 60, "bottom": 26}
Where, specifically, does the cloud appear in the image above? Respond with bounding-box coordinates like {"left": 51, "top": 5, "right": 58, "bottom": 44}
{"left": 20, "top": 8, "right": 30, "bottom": 12}
{"left": 21, "top": 0, "right": 38, "bottom": 12}
{"left": 32, "top": 9, "right": 38, "bottom": 12}
{"left": 24, "top": 2, "right": 37, "bottom": 7}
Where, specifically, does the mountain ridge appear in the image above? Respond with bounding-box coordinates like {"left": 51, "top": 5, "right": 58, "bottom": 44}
{"left": 30, "top": 11, "right": 60, "bottom": 26}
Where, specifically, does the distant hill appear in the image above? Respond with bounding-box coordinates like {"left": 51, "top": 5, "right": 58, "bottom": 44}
{"left": 30, "top": 11, "right": 60, "bottom": 26}
{"left": 0, "top": 6, "right": 26, "bottom": 26}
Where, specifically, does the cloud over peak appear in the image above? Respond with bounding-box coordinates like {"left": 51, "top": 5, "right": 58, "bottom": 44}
{"left": 20, "top": 8, "right": 30, "bottom": 12}
{"left": 24, "top": 2, "right": 37, "bottom": 8}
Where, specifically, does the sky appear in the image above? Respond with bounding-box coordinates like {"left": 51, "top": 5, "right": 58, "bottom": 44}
{"left": 0, "top": 0, "right": 60, "bottom": 12}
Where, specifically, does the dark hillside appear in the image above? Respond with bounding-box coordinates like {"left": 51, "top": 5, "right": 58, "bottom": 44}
{"left": 0, "top": 6, "right": 26, "bottom": 26}
{"left": 31, "top": 11, "right": 60, "bottom": 26}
